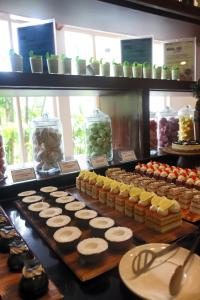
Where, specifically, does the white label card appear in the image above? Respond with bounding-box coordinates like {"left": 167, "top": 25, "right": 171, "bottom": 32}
{"left": 120, "top": 150, "right": 137, "bottom": 162}
{"left": 90, "top": 155, "right": 108, "bottom": 168}
{"left": 11, "top": 168, "right": 36, "bottom": 183}
{"left": 59, "top": 160, "right": 80, "bottom": 174}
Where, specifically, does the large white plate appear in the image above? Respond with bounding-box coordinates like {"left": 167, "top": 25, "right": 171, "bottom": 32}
{"left": 119, "top": 243, "right": 200, "bottom": 300}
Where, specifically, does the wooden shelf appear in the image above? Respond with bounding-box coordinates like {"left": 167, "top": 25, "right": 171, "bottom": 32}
{"left": 99, "top": 0, "right": 200, "bottom": 24}
{"left": 0, "top": 72, "right": 194, "bottom": 93}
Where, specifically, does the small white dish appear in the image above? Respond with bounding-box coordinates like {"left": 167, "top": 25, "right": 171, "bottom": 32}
{"left": 28, "top": 202, "right": 50, "bottom": 212}
{"left": 39, "top": 207, "right": 62, "bottom": 218}
{"left": 22, "top": 195, "right": 43, "bottom": 204}
{"left": 89, "top": 217, "right": 115, "bottom": 229}
{"left": 77, "top": 237, "right": 108, "bottom": 256}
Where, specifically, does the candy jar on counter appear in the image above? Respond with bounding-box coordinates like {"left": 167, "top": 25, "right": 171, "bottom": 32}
{"left": 0, "top": 130, "right": 6, "bottom": 180}
{"left": 85, "top": 109, "right": 113, "bottom": 161}
{"left": 32, "top": 115, "right": 64, "bottom": 174}
{"left": 150, "top": 112, "right": 158, "bottom": 152}
{"left": 178, "top": 105, "right": 194, "bottom": 141}
{"left": 158, "top": 106, "right": 179, "bottom": 148}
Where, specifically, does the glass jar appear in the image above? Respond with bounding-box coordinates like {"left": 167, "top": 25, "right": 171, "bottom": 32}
{"left": 85, "top": 109, "right": 113, "bottom": 161}
{"left": 178, "top": 105, "right": 194, "bottom": 141}
{"left": 0, "top": 130, "right": 6, "bottom": 180}
{"left": 32, "top": 115, "right": 64, "bottom": 174}
{"left": 149, "top": 112, "right": 158, "bottom": 152}
{"left": 158, "top": 106, "right": 179, "bottom": 148}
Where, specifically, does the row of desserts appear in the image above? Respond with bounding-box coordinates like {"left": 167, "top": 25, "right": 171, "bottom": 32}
{"left": 76, "top": 171, "right": 182, "bottom": 233}
{"left": 135, "top": 161, "right": 200, "bottom": 189}
{"left": 18, "top": 187, "right": 133, "bottom": 263}
{"left": 106, "top": 167, "right": 200, "bottom": 215}
{"left": 0, "top": 206, "right": 49, "bottom": 299}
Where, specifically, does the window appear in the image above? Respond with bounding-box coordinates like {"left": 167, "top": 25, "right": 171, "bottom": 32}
{"left": 0, "top": 13, "right": 167, "bottom": 167}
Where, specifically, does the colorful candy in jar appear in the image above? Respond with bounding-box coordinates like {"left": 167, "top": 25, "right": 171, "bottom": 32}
{"left": 158, "top": 117, "right": 179, "bottom": 148}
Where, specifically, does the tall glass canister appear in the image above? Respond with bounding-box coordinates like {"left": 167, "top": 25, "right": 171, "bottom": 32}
{"left": 158, "top": 106, "right": 179, "bottom": 148}
{"left": 178, "top": 105, "right": 194, "bottom": 141}
{"left": 32, "top": 115, "right": 64, "bottom": 174}
{"left": 85, "top": 109, "right": 113, "bottom": 161}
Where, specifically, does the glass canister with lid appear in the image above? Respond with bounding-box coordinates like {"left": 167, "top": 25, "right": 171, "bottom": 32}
{"left": 149, "top": 112, "right": 158, "bottom": 152}
{"left": 32, "top": 114, "right": 64, "bottom": 174}
{"left": 158, "top": 106, "right": 179, "bottom": 148}
{"left": 178, "top": 105, "right": 194, "bottom": 141}
{"left": 0, "top": 129, "right": 6, "bottom": 180}
{"left": 85, "top": 109, "right": 113, "bottom": 161}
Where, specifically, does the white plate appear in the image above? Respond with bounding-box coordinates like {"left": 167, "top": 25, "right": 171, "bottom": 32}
{"left": 22, "top": 195, "right": 43, "bottom": 203}
{"left": 28, "top": 202, "right": 50, "bottom": 212}
{"left": 53, "top": 226, "right": 82, "bottom": 243}
{"left": 119, "top": 243, "right": 200, "bottom": 300}
{"left": 39, "top": 207, "right": 62, "bottom": 218}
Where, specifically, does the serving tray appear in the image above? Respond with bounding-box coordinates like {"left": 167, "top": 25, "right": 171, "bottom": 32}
{"left": 15, "top": 187, "right": 198, "bottom": 282}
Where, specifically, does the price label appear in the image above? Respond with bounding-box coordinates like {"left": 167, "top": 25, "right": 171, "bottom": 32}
{"left": 59, "top": 160, "right": 80, "bottom": 174}
{"left": 90, "top": 155, "right": 108, "bottom": 168}
{"left": 120, "top": 150, "right": 137, "bottom": 162}
{"left": 11, "top": 168, "right": 36, "bottom": 183}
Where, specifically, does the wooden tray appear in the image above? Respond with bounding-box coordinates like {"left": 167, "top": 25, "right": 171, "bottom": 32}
{"left": 0, "top": 207, "right": 63, "bottom": 300}
{"left": 181, "top": 209, "right": 200, "bottom": 223}
{"left": 15, "top": 201, "right": 136, "bottom": 282}
{"left": 68, "top": 188, "right": 198, "bottom": 244}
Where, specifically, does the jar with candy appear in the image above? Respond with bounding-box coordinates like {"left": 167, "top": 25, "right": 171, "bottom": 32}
{"left": 149, "top": 112, "right": 158, "bottom": 152}
{"left": 32, "top": 115, "right": 64, "bottom": 174}
{"left": 178, "top": 105, "right": 194, "bottom": 141}
{"left": 0, "top": 130, "right": 6, "bottom": 180}
{"left": 158, "top": 106, "right": 179, "bottom": 148}
{"left": 85, "top": 109, "right": 113, "bottom": 161}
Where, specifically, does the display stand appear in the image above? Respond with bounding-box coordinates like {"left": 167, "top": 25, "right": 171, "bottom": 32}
{"left": 162, "top": 146, "right": 200, "bottom": 168}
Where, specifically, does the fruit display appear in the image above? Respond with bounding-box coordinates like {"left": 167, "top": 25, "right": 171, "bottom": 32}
{"left": 85, "top": 109, "right": 113, "bottom": 161}
{"left": 0, "top": 133, "right": 6, "bottom": 179}
{"left": 158, "top": 107, "right": 179, "bottom": 148}
{"left": 32, "top": 116, "right": 63, "bottom": 174}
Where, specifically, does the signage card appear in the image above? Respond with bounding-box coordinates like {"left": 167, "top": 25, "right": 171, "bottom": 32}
{"left": 59, "top": 160, "right": 80, "bottom": 174}
{"left": 90, "top": 155, "right": 108, "bottom": 168}
{"left": 120, "top": 150, "right": 137, "bottom": 162}
{"left": 11, "top": 168, "right": 36, "bottom": 183}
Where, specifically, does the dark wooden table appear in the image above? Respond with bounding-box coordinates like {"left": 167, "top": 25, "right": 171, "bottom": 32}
{"left": 2, "top": 201, "right": 200, "bottom": 300}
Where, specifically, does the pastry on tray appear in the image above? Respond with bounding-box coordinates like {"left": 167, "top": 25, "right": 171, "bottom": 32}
{"left": 106, "top": 181, "right": 121, "bottom": 208}
{"left": 77, "top": 237, "right": 108, "bottom": 264}
{"left": 89, "top": 217, "right": 115, "bottom": 237}
{"left": 190, "top": 194, "right": 200, "bottom": 215}
{"left": 104, "top": 226, "right": 133, "bottom": 251}
{"left": 18, "top": 190, "right": 37, "bottom": 197}
{"left": 145, "top": 197, "right": 182, "bottom": 233}
{"left": 178, "top": 190, "right": 193, "bottom": 210}
{"left": 134, "top": 191, "right": 154, "bottom": 223}
{"left": 7, "top": 240, "right": 33, "bottom": 272}
{"left": 0, "top": 211, "right": 10, "bottom": 228}
{"left": 53, "top": 226, "right": 82, "bottom": 252}
{"left": 19, "top": 258, "right": 49, "bottom": 299}
{"left": 115, "top": 184, "right": 130, "bottom": 213}
{"left": 125, "top": 187, "right": 143, "bottom": 218}
{"left": 74, "top": 209, "right": 98, "bottom": 228}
